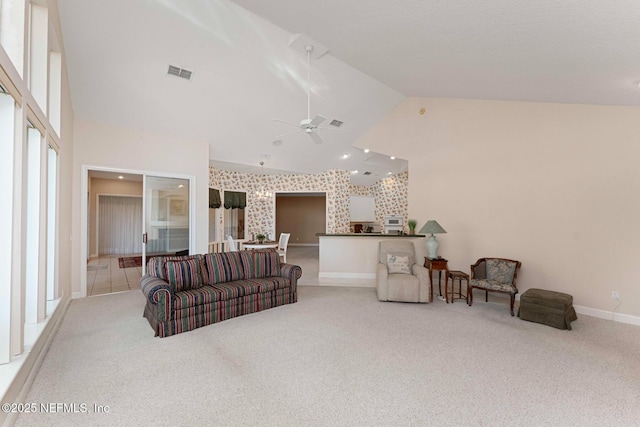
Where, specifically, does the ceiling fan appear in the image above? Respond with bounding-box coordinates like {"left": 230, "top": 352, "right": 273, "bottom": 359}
{"left": 273, "top": 45, "right": 327, "bottom": 144}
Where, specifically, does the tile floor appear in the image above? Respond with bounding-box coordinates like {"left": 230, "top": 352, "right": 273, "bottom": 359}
{"left": 86, "top": 255, "right": 143, "bottom": 296}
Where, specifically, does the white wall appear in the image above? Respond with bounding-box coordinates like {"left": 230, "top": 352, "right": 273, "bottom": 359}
{"left": 72, "top": 119, "right": 210, "bottom": 296}
{"left": 358, "top": 97, "right": 640, "bottom": 319}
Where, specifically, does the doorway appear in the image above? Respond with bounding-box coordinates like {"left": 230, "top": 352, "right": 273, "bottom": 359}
{"left": 275, "top": 192, "right": 326, "bottom": 285}
{"left": 87, "top": 171, "right": 143, "bottom": 296}
{"left": 81, "top": 167, "right": 194, "bottom": 298}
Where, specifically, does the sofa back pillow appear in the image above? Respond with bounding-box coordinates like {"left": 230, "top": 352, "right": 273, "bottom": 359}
{"left": 148, "top": 254, "right": 208, "bottom": 284}
{"left": 202, "top": 251, "right": 253, "bottom": 285}
{"left": 251, "top": 248, "right": 281, "bottom": 278}
{"left": 164, "top": 258, "right": 202, "bottom": 292}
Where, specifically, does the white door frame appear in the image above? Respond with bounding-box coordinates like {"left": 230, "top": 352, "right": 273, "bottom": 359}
{"left": 79, "top": 165, "right": 196, "bottom": 298}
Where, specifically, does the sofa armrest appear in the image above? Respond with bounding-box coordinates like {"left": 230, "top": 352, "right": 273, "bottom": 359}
{"left": 376, "top": 263, "right": 389, "bottom": 301}
{"left": 412, "top": 264, "right": 432, "bottom": 303}
{"left": 140, "top": 274, "right": 174, "bottom": 322}
{"left": 279, "top": 263, "right": 302, "bottom": 284}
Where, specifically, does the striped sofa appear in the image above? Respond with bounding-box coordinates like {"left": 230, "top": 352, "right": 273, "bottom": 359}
{"left": 140, "top": 248, "right": 302, "bottom": 337}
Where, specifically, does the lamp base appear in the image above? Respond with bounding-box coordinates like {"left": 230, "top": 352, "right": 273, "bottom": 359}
{"left": 426, "top": 235, "right": 440, "bottom": 259}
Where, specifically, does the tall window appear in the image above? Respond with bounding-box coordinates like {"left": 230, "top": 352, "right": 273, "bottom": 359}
{"left": 223, "top": 190, "right": 246, "bottom": 239}
{"left": 46, "top": 145, "right": 58, "bottom": 305}
{"left": 25, "top": 123, "right": 43, "bottom": 325}
{"left": 28, "top": 3, "right": 48, "bottom": 111}
{"left": 0, "top": 0, "right": 26, "bottom": 77}
{"left": 0, "top": 86, "right": 16, "bottom": 363}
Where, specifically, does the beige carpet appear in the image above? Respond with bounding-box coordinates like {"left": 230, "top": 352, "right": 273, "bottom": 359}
{"left": 14, "top": 286, "right": 640, "bottom": 426}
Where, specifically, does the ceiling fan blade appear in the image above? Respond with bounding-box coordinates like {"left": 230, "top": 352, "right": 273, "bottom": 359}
{"left": 309, "top": 114, "right": 326, "bottom": 127}
{"left": 317, "top": 125, "right": 348, "bottom": 132}
{"left": 275, "top": 129, "right": 303, "bottom": 139}
{"left": 309, "top": 131, "right": 324, "bottom": 144}
{"left": 272, "top": 118, "right": 301, "bottom": 128}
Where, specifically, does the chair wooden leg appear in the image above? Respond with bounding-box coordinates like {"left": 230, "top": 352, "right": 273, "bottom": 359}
{"left": 468, "top": 287, "right": 473, "bottom": 306}
{"left": 485, "top": 290, "right": 488, "bottom": 302}
{"left": 510, "top": 294, "right": 515, "bottom": 316}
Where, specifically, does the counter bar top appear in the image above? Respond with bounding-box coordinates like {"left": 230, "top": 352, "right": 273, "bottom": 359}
{"left": 317, "top": 233, "right": 425, "bottom": 238}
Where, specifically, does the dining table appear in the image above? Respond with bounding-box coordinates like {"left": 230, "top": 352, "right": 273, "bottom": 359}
{"left": 242, "top": 240, "right": 278, "bottom": 249}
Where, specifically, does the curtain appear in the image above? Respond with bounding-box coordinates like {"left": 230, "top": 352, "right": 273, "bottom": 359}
{"left": 209, "top": 188, "right": 221, "bottom": 208}
{"left": 224, "top": 190, "right": 246, "bottom": 209}
{"left": 98, "top": 195, "right": 142, "bottom": 255}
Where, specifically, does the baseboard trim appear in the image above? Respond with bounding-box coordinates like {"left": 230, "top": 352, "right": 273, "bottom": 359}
{"left": 2, "top": 297, "right": 72, "bottom": 426}
{"left": 319, "top": 272, "right": 376, "bottom": 280}
{"left": 288, "top": 243, "right": 319, "bottom": 247}
{"left": 573, "top": 304, "right": 640, "bottom": 326}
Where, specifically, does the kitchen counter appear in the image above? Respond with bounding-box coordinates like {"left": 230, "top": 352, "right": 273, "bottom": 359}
{"left": 317, "top": 234, "right": 427, "bottom": 284}
{"left": 317, "top": 233, "right": 425, "bottom": 237}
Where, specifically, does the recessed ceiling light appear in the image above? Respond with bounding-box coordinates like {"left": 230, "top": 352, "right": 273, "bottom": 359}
{"left": 351, "top": 170, "right": 359, "bottom": 174}
{"left": 387, "top": 172, "right": 393, "bottom": 175}
{"left": 118, "top": 176, "right": 124, "bottom": 179}
{"left": 364, "top": 148, "right": 370, "bottom": 153}
{"left": 272, "top": 139, "right": 283, "bottom": 147}
{"left": 178, "top": 184, "right": 184, "bottom": 188}
{"left": 341, "top": 153, "right": 350, "bottom": 159}
{"left": 390, "top": 156, "right": 396, "bottom": 160}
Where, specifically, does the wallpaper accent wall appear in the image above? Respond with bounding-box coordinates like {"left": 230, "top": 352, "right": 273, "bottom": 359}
{"left": 210, "top": 167, "right": 351, "bottom": 240}
{"left": 349, "top": 184, "right": 372, "bottom": 197}
{"left": 209, "top": 167, "right": 409, "bottom": 241}
{"left": 350, "top": 171, "right": 410, "bottom": 231}
{"left": 371, "top": 171, "right": 409, "bottom": 230}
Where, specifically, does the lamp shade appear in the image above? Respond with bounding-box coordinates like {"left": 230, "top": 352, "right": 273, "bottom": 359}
{"left": 418, "top": 220, "right": 447, "bottom": 235}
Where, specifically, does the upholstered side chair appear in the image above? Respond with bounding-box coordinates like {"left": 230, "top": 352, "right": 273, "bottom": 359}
{"left": 376, "top": 240, "right": 431, "bottom": 303}
{"left": 468, "top": 258, "right": 522, "bottom": 316}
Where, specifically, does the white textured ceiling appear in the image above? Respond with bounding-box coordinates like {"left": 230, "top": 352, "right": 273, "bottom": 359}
{"left": 233, "top": 0, "right": 640, "bottom": 105}
{"left": 58, "top": 1, "right": 640, "bottom": 185}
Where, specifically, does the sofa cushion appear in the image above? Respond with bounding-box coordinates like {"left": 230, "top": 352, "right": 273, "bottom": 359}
{"left": 387, "top": 254, "right": 411, "bottom": 274}
{"left": 251, "top": 248, "right": 280, "bottom": 278}
{"left": 173, "top": 285, "right": 223, "bottom": 310}
{"left": 470, "top": 279, "right": 517, "bottom": 294}
{"left": 250, "top": 277, "right": 289, "bottom": 293}
{"left": 202, "top": 251, "right": 253, "bottom": 285}
{"left": 164, "top": 258, "right": 202, "bottom": 292}
{"left": 211, "top": 280, "right": 262, "bottom": 300}
{"left": 172, "top": 278, "right": 290, "bottom": 311}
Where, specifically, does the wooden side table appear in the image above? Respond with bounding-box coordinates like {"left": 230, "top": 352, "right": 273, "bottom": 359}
{"left": 424, "top": 257, "right": 448, "bottom": 303}
{"left": 446, "top": 270, "right": 469, "bottom": 304}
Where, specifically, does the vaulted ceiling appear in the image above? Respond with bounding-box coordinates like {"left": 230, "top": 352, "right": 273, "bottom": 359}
{"left": 58, "top": 0, "right": 640, "bottom": 185}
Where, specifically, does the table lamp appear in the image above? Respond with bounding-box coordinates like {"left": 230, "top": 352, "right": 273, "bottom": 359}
{"left": 419, "top": 220, "right": 447, "bottom": 259}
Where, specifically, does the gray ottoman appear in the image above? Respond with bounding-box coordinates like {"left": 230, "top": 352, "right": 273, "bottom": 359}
{"left": 518, "top": 288, "right": 577, "bottom": 330}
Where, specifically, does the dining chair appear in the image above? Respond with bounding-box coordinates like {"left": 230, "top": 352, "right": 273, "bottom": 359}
{"left": 277, "top": 233, "right": 290, "bottom": 263}
{"left": 226, "top": 235, "right": 237, "bottom": 252}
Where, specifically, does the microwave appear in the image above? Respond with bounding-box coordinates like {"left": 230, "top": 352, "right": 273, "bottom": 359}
{"left": 384, "top": 215, "right": 403, "bottom": 227}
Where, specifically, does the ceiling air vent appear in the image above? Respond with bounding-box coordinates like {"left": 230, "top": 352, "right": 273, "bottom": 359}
{"left": 329, "top": 119, "right": 344, "bottom": 127}
{"left": 363, "top": 171, "right": 372, "bottom": 175}
{"left": 167, "top": 65, "right": 193, "bottom": 80}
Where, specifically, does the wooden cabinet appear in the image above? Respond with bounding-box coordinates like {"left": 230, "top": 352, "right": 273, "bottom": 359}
{"left": 349, "top": 196, "right": 375, "bottom": 221}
